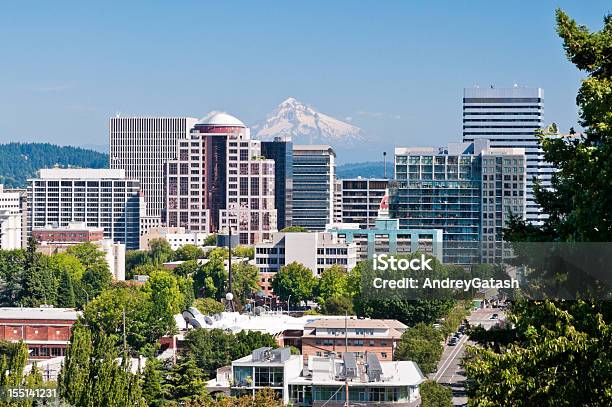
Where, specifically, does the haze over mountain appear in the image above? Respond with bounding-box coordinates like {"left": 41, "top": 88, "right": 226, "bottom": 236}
{"left": 252, "top": 98, "right": 368, "bottom": 148}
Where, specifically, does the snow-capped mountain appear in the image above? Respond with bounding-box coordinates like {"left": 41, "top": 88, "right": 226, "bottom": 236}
{"left": 252, "top": 97, "right": 367, "bottom": 145}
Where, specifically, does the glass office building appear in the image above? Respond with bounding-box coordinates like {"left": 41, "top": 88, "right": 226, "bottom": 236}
{"left": 292, "top": 145, "right": 335, "bottom": 231}
{"left": 262, "top": 137, "right": 293, "bottom": 230}
{"left": 391, "top": 140, "right": 526, "bottom": 265}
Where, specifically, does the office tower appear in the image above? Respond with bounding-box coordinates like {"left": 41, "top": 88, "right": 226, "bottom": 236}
{"left": 391, "top": 140, "right": 526, "bottom": 265}
{"left": 339, "top": 178, "right": 389, "bottom": 229}
{"left": 27, "top": 169, "right": 141, "bottom": 250}
{"left": 261, "top": 136, "right": 293, "bottom": 230}
{"left": 109, "top": 117, "right": 198, "bottom": 229}
{"left": 165, "top": 113, "right": 277, "bottom": 245}
{"left": 0, "top": 185, "right": 23, "bottom": 249}
{"left": 292, "top": 145, "right": 336, "bottom": 231}
{"left": 463, "top": 86, "right": 548, "bottom": 224}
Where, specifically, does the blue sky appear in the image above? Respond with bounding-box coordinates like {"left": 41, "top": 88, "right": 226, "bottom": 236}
{"left": 0, "top": 1, "right": 609, "bottom": 162}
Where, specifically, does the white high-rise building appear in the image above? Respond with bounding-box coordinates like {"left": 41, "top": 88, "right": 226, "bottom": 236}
{"left": 27, "top": 169, "right": 142, "bottom": 250}
{"left": 109, "top": 117, "right": 198, "bottom": 227}
{"left": 463, "top": 86, "right": 550, "bottom": 224}
{"left": 0, "top": 185, "right": 23, "bottom": 249}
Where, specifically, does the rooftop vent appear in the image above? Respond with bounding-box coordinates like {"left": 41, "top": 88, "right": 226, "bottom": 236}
{"left": 366, "top": 353, "right": 383, "bottom": 382}
{"left": 343, "top": 352, "right": 358, "bottom": 378}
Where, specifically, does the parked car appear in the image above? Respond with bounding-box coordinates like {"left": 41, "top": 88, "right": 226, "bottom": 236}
{"left": 490, "top": 313, "right": 499, "bottom": 319}
{"left": 449, "top": 337, "right": 458, "bottom": 346}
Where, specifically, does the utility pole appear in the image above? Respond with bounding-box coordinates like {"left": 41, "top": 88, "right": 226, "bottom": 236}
{"left": 225, "top": 226, "right": 235, "bottom": 312}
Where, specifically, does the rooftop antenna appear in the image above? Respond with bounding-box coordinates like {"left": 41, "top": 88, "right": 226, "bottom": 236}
{"left": 383, "top": 152, "right": 387, "bottom": 179}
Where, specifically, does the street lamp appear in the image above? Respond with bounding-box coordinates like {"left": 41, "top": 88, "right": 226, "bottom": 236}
{"left": 287, "top": 295, "right": 291, "bottom": 314}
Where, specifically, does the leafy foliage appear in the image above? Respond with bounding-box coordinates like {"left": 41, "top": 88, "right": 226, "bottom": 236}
{"left": 420, "top": 380, "right": 452, "bottom": 407}
{"left": 465, "top": 9, "right": 612, "bottom": 407}
{"left": 184, "top": 329, "right": 277, "bottom": 379}
{"left": 271, "top": 262, "right": 317, "bottom": 303}
{"left": 395, "top": 323, "right": 443, "bottom": 374}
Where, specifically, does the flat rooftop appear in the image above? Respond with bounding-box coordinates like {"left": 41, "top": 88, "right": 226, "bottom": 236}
{"left": 0, "top": 307, "right": 81, "bottom": 321}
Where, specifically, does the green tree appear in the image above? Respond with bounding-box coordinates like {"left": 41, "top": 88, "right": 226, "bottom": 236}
{"left": 49, "top": 252, "right": 86, "bottom": 281}
{"left": 148, "top": 238, "right": 173, "bottom": 265}
{"left": 207, "top": 247, "right": 229, "bottom": 260}
{"left": 22, "top": 255, "right": 58, "bottom": 306}
{"left": 315, "top": 265, "right": 349, "bottom": 305}
{"left": 141, "top": 357, "right": 165, "bottom": 407}
{"left": 66, "top": 242, "right": 109, "bottom": 273}
{"left": 80, "top": 264, "right": 112, "bottom": 299}
{"left": 464, "top": 10, "right": 612, "bottom": 407}
{"left": 395, "top": 323, "right": 443, "bottom": 374}
{"left": 165, "top": 355, "right": 210, "bottom": 403}
{"left": 280, "top": 226, "right": 308, "bottom": 232}
{"left": 194, "top": 257, "right": 227, "bottom": 300}
{"left": 58, "top": 325, "right": 93, "bottom": 405}
{"left": 173, "top": 259, "right": 200, "bottom": 277}
{"left": 174, "top": 244, "right": 206, "bottom": 261}
{"left": 202, "top": 234, "right": 217, "bottom": 246}
{"left": 81, "top": 286, "right": 152, "bottom": 351}
{"left": 232, "top": 245, "right": 254, "bottom": 260}
{"left": 420, "top": 380, "right": 452, "bottom": 407}
{"left": 231, "top": 262, "right": 259, "bottom": 303}
{"left": 57, "top": 269, "right": 76, "bottom": 308}
{"left": 59, "top": 326, "right": 145, "bottom": 406}
{"left": 0, "top": 340, "right": 29, "bottom": 387}
{"left": 193, "top": 297, "right": 225, "bottom": 315}
{"left": 320, "top": 295, "right": 354, "bottom": 315}
{"left": 0, "top": 249, "right": 27, "bottom": 305}
{"left": 144, "top": 270, "right": 184, "bottom": 338}
{"left": 184, "top": 329, "right": 277, "bottom": 379}
{"left": 271, "top": 262, "right": 317, "bottom": 303}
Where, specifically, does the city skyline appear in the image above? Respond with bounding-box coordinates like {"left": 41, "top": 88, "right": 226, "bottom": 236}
{"left": 1, "top": 1, "right": 607, "bottom": 162}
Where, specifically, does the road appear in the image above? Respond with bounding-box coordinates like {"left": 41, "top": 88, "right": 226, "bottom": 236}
{"left": 429, "top": 307, "right": 503, "bottom": 407}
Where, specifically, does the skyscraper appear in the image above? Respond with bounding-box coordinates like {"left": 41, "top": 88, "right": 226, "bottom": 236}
{"left": 27, "top": 169, "right": 141, "bottom": 249}
{"left": 391, "top": 140, "right": 526, "bottom": 265}
{"left": 292, "top": 145, "right": 336, "bottom": 231}
{"left": 109, "top": 117, "right": 198, "bottom": 228}
{"left": 261, "top": 137, "right": 293, "bottom": 230}
{"left": 462, "top": 86, "right": 549, "bottom": 224}
{"left": 164, "top": 113, "right": 277, "bottom": 245}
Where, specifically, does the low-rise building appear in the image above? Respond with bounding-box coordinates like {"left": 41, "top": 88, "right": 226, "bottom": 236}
{"left": 301, "top": 318, "right": 407, "bottom": 362}
{"left": 327, "top": 219, "right": 443, "bottom": 262}
{"left": 254, "top": 231, "right": 358, "bottom": 294}
{"left": 207, "top": 348, "right": 424, "bottom": 406}
{"left": 140, "top": 226, "right": 212, "bottom": 250}
{"left": 0, "top": 307, "right": 80, "bottom": 360}
{"left": 33, "top": 222, "right": 126, "bottom": 280}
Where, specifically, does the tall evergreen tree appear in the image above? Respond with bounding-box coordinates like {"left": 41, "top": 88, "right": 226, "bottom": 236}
{"left": 57, "top": 269, "right": 76, "bottom": 308}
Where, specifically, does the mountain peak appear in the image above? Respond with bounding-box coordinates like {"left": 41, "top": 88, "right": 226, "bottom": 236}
{"left": 252, "top": 98, "right": 366, "bottom": 146}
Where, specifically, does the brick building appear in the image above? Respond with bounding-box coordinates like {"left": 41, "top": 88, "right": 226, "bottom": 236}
{"left": 301, "top": 318, "right": 407, "bottom": 362}
{"left": 0, "top": 307, "right": 80, "bottom": 359}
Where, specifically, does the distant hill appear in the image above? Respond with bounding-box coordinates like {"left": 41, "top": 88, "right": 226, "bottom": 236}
{"left": 0, "top": 143, "right": 109, "bottom": 188}
{"left": 336, "top": 161, "right": 393, "bottom": 179}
